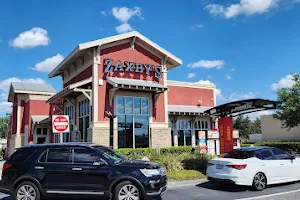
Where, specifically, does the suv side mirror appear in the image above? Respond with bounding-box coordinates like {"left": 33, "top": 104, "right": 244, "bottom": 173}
{"left": 93, "top": 160, "right": 107, "bottom": 166}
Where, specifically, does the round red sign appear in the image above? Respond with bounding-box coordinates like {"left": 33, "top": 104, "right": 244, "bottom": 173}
{"left": 53, "top": 115, "right": 69, "bottom": 132}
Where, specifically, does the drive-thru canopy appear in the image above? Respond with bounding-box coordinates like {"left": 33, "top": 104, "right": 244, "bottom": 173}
{"left": 204, "top": 98, "right": 281, "bottom": 117}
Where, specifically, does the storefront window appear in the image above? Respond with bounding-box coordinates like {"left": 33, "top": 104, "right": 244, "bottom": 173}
{"left": 117, "top": 96, "right": 149, "bottom": 148}
{"left": 169, "top": 120, "right": 174, "bottom": 146}
{"left": 194, "top": 120, "right": 210, "bottom": 146}
{"left": 177, "top": 120, "right": 192, "bottom": 146}
{"left": 35, "top": 127, "right": 48, "bottom": 144}
{"left": 78, "top": 99, "right": 90, "bottom": 142}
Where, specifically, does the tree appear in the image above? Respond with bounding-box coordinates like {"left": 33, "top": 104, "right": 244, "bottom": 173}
{"left": 274, "top": 73, "right": 300, "bottom": 130}
{"left": 233, "top": 115, "right": 261, "bottom": 139}
{"left": 0, "top": 114, "right": 10, "bottom": 138}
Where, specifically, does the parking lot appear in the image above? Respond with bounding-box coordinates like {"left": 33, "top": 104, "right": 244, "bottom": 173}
{"left": 1, "top": 179, "right": 300, "bottom": 200}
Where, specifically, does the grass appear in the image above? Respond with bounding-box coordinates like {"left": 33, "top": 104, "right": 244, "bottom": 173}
{"left": 167, "top": 170, "right": 206, "bottom": 181}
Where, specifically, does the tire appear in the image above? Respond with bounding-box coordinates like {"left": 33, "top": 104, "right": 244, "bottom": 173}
{"left": 252, "top": 172, "right": 267, "bottom": 191}
{"left": 114, "top": 181, "right": 142, "bottom": 200}
{"left": 14, "top": 181, "right": 41, "bottom": 200}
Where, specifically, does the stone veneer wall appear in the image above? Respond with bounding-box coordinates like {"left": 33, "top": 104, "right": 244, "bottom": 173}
{"left": 150, "top": 127, "right": 171, "bottom": 148}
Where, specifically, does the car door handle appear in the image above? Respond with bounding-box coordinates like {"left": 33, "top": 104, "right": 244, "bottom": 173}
{"left": 72, "top": 168, "right": 82, "bottom": 171}
{"left": 34, "top": 166, "right": 44, "bottom": 170}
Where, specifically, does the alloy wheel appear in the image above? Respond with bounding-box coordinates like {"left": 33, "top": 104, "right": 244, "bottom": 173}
{"left": 118, "top": 184, "right": 140, "bottom": 200}
{"left": 17, "top": 184, "right": 37, "bottom": 200}
{"left": 253, "top": 173, "right": 266, "bottom": 190}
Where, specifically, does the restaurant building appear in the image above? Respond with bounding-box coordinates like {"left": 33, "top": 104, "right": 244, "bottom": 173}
{"left": 6, "top": 31, "right": 226, "bottom": 156}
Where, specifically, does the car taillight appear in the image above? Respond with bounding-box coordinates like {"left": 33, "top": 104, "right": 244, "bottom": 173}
{"left": 207, "top": 162, "right": 214, "bottom": 166}
{"left": 227, "top": 164, "right": 247, "bottom": 170}
{"left": 2, "top": 164, "right": 12, "bottom": 174}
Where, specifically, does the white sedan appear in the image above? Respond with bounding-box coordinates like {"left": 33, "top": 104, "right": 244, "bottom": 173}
{"left": 206, "top": 146, "right": 300, "bottom": 191}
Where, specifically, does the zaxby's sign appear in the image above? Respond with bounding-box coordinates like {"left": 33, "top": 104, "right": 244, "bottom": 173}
{"left": 104, "top": 58, "right": 163, "bottom": 79}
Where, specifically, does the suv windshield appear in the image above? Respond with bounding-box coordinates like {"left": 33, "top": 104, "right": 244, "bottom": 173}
{"left": 223, "top": 150, "right": 255, "bottom": 159}
{"left": 94, "top": 148, "right": 125, "bottom": 164}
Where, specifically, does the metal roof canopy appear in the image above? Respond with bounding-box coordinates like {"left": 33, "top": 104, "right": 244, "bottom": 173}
{"left": 204, "top": 98, "right": 281, "bottom": 117}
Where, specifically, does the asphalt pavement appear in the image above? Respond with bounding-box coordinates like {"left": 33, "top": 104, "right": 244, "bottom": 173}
{"left": 0, "top": 179, "right": 300, "bottom": 200}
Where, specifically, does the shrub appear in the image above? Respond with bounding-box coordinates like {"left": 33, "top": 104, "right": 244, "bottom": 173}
{"left": 167, "top": 170, "right": 205, "bottom": 181}
{"left": 241, "top": 142, "right": 300, "bottom": 154}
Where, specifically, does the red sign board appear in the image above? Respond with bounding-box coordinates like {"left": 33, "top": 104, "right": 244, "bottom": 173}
{"left": 218, "top": 117, "right": 234, "bottom": 154}
{"left": 52, "top": 115, "right": 70, "bottom": 133}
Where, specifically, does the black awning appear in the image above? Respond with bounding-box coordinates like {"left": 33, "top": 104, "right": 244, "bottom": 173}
{"left": 204, "top": 98, "right": 281, "bottom": 117}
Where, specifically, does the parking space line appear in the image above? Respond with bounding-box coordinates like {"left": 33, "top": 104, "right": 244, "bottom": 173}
{"left": 236, "top": 189, "right": 300, "bottom": 200}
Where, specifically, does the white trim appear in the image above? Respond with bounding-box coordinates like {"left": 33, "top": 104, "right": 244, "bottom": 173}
{"left": 16, "top": 99, "right": 21, "bottom": 135}
{"left": 167, "top": 80, "right": 216, "bottom": 89}
{"left": 63, "top": 59, "right": 93, "bottom": 85}
{"left": 92, "top": 46, "right": 99, "bottom": 122}
{"left": 34, "top": 126, "right": 50, "bottom": 144}
{"left": 14, "top": 90, "right": 55, "bottom": 95}
{"left": 24, "top": 125, "right": 29, "bottom": 146}
{"left": 49, "top": 31, "right": 182, "bottom": 78}
{"left": 25, "top": 94, "right": 54, "bottom": 102}
{"left": 69, "top": 77, "right": 93, "bottom": 89}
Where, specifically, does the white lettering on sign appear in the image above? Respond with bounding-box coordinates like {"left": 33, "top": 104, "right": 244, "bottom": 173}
{"left": 104, "top": 58, "right": 163, "bottom": 79}
{"left": 52, "top": 115, "right": 70, "bottom": 133}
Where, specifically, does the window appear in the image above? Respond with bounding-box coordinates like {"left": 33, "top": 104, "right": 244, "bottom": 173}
{"left": 78, "top": 99, "right": 90, "bottom": 142}
{"left": 194, "top": 120, "right": 210, "bottom": 146}
{"left": 65, "top": 105, "right": 74, "bottom": 121}
{"left": 169, "top": 120, "right": 174, "bottom": 146}
{"left": 47, "top": 148, "right": 71, "bottom": 163}
{"left": 224, "top": 150, "right": 255, "bottom": 159}
{"left": 177, "top": 120, "right": 192, "bottom": 146}
{"left": 35, "top": 127, "right": 48, "bottom": 144}
{"left": 260, "top": 150, "right": 274, "bottom": 160}
{"left": 73, "top": 148, "right": 101, "bottom": 164}
{"left": 54, "top": 133, "right": 60, "bottom": 143}
{"left": 9, "top": 148, "right": 35, "bottom": 162}
{"left": 272, "top": 148, "right": 289, "bottom": 159}
{"left": 117, "top": 96, "right": 150, "bottom": 148}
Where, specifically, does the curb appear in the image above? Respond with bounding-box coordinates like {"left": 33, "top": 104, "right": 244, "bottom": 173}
{"left": 167, "top": 178, "right": 208, "bottom": 188}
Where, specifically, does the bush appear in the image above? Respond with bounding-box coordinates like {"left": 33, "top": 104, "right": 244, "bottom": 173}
{"left": 241, "top": 142, "right": 300, "bottom": 154}
{"left": 167, "top": 170, "right": 205, "bottom": 181}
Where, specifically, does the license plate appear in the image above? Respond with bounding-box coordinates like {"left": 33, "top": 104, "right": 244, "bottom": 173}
{"left": 216, "top": 164, "right": 223, "bottom": 169}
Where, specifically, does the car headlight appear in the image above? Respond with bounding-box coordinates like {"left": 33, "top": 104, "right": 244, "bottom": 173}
{"left": 140, "top": 169, "right": 160, "bottom": 177}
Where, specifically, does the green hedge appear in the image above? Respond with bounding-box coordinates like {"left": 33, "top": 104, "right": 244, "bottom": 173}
{"left": 241, "top": 142, "right": 300, "bottom": 154}
{"left": 115, "top": 146, "right": 198, "bottom": 159}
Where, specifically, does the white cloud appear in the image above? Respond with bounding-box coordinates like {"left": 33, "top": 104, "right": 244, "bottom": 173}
{"left": 112, "top": 6, "right": 142, "bottom": 23}
{"left": 0, "top": 77, "right": 46, "bottom": 92}
{"left": 111, "top": 6, "right": 143, "bottom": 33}
{"left": 196, "top": 79, "right": 214, "bottom": 85}
{"left": 116, "top": 23, "right": 133, "bottom": 33}
{"left": 187, "top": 73, "right": 197, "bottom": 79}
{"left": 205, "top": 0, "right": 278, "bottom": 19}
{"left": 10, "top": 27, "right": 50, "bottom": 49}
{"left": 30, "top": 54, "right": 64, "bottom": 73}
{"left": 229, "top": 92, "right": 255, "bottom": 101}
{"left": 215, "top": 88, "right": 225, "bottom": 100}
{"left": 101, "top": 11, "right": 107, "bottom": 16}
{"left": 271, "top": 74, "right": 296, "bottom": 91}
{"left": 0, "top": 102, "right": 12, "bottom": 114}
{"left": 226, "top": 74, "right": 232, "bottom": 79}
{"left": 190, "top": 24, "right": 204, "bottom": 29}
{"left": 188, "top": 60, "right": 225, "bottom": 69}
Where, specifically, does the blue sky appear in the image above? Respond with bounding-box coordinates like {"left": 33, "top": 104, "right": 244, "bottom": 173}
{"left": 0, "top": 0, "right": 300, "bottom": 118}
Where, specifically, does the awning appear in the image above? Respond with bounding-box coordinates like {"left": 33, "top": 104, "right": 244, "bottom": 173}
{"left": 47, "top": 77, "right": 92, "bottom": 103}
{"left": 168, "top": 105, "right": 212, "bottom": 116}
{"left": 106, "top": 77, "right": 168, "bottom": 107}
{"left": 106, "top": 77, "right": 168, "bottom": 91}
{"left": 31, "top": 115, "right": 49, "bottom": 124}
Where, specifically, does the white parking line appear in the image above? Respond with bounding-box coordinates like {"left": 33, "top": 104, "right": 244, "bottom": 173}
{"left": 236, "top": 189, "right": 300, "bottom": 200}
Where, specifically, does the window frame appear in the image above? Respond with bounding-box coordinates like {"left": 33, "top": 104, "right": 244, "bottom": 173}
{"left": 71, "top": 147, "right": 102, "bottom": 165}
{"left": 38, "top": 148, "right": 72, "bottom": 164}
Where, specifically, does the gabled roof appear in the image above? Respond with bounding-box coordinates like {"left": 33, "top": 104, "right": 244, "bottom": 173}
{"left": 49, "top": 31, "right": 183, "bottom": 78}
{"left": 8, "top": 82, "right": 56, "bottom": 102}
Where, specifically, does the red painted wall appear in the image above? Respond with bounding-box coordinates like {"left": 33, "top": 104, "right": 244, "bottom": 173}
{"left": 97, "top": 43, "right": 166, "bottom": 122}
{"left": 168, "top": 86, "right": 214, "bottom": 107}
{"left": 64, "top": 66, "right": 92, "bottom": 88}
{"left": 11, "top": 95, "right": 18, "bottom": 135}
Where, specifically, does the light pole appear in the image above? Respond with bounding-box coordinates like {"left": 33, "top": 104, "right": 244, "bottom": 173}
{"left": 105, "top": 110, "right": 116, "bottom": 148}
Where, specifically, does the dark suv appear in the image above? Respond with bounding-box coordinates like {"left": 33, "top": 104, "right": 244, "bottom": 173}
{"left": 0, "top": 143, "right": 167, "bottom": 200}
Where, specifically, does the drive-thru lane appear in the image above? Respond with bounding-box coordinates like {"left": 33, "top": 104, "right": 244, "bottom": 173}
{"left": 0, "top": 180, "right": 300, "bottom": 200}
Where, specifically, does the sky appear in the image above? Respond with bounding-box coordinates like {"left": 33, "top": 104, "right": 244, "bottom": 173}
{"left": 0, "top": 0, "right": 300, "bottom": 119}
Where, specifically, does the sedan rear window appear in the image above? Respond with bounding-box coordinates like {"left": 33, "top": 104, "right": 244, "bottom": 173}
{"left": 223, "top": 150, "right": 255, "bottom": 159}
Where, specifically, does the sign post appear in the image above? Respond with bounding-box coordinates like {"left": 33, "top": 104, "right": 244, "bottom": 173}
{"left": 52, "top": 115, "right": 70, "bottom": 143}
